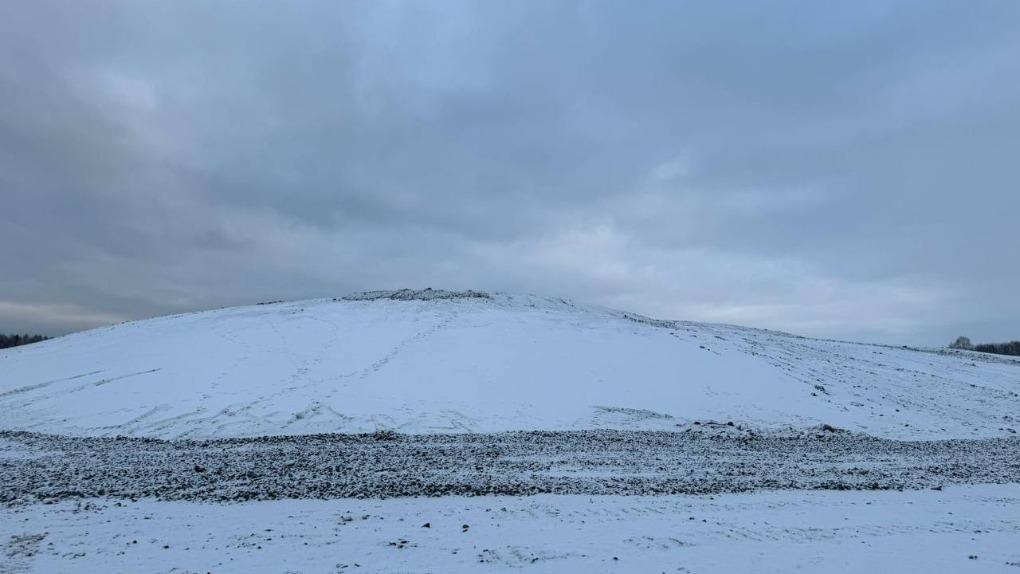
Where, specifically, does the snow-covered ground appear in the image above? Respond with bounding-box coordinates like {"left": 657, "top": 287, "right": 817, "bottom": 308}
{"left": 4, "top": 485, "right": 1020, "bottom": 573}
{"left": 3, "top": 290, "right": 1019, "bottom": 573}
{"left": 1, "top": 290, "right": 1017, "bottom": 439}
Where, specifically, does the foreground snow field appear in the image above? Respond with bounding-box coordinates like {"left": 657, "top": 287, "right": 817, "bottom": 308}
{"left": 3, "top": 485, "right": 1020, "bottom": 573}
{"left": 1, "top": 290, "right": 1018, "bottom": 439}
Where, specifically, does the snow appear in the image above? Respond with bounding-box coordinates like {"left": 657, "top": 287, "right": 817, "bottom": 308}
{"left": 4, "top": 485, "right": 1019, "bottom": 573}
{"left": 2, "top": 290, "right": 1018, "bottom": 439}
{"left": 3, "top": 289, "right": 1020, "bottom": 573}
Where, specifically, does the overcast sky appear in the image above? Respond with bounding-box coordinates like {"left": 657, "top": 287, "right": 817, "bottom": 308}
{"left": 1, "top": 1, "right": 1018, "bottom": 345}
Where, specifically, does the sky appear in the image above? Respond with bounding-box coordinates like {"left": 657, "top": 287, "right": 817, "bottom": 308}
{"left": 1, "top": 1, "right": 1018, "bottom": 346}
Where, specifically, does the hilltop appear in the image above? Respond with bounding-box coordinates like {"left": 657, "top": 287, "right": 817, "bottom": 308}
{"left": 2, "top": 289, "right": 1017, "bottom": 439}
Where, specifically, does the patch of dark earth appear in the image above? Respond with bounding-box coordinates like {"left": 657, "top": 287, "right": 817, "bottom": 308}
{"left": 2, "top": 428, "right": 1018, "bottom": 505}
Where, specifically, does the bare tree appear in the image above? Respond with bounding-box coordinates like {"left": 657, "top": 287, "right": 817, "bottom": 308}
{"left": 948, "top": 336, "right": 974, "bottom": 350}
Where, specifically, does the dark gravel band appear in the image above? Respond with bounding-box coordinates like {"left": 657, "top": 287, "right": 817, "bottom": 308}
{"left": 3, "top": 429, "right": 1019, "bottom": 504}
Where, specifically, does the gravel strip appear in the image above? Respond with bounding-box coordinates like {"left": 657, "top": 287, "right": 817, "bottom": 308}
{"left": 2, "top": 428, "right": 1019, "bottom": 504}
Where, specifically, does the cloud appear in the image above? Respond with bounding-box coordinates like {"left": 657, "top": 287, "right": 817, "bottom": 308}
{"left": 1, "top": 0, "right": 1018, "bottom": 345}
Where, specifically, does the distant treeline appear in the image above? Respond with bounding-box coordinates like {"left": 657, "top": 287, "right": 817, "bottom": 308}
{"left": 949, "top": 336, "right": 1020, "bottom": 357}
{"left": 0, "top": 334, "right": 50, "bottom": 349}
{"left": 973, "top": 341, "right": 1020, "bottom": 356}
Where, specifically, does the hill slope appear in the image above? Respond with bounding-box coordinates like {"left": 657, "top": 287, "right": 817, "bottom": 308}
{"left": 1, "top": 290, "right": 1017, "bottom": 439}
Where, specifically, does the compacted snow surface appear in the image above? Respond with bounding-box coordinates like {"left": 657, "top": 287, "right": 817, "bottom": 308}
{"left": 2, "top": 290, "right": 1019, "bottom": 573}
{"left": 4, "top": 486, "right": 1020, "bottom": 573}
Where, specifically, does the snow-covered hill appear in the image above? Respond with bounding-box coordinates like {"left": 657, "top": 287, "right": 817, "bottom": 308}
{"left": 1, "top": 289, "right": 1017, "bottom": 439}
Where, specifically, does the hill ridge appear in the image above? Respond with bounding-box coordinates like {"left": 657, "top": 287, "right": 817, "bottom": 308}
{"left": 1, "top": 290, "right": 1017, "bottom": 440}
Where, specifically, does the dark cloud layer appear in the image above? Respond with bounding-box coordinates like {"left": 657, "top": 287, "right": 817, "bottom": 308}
{"left": 2, "top": 1, "right": 1018, "bottom": 345}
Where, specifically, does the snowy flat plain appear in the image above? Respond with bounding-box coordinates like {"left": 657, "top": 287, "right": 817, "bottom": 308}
{"left": 3, "top": 485, "right": 1020, "bottom": 573}
{"left": 2, "top": 291, "right": 1019, "bottom": 573}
